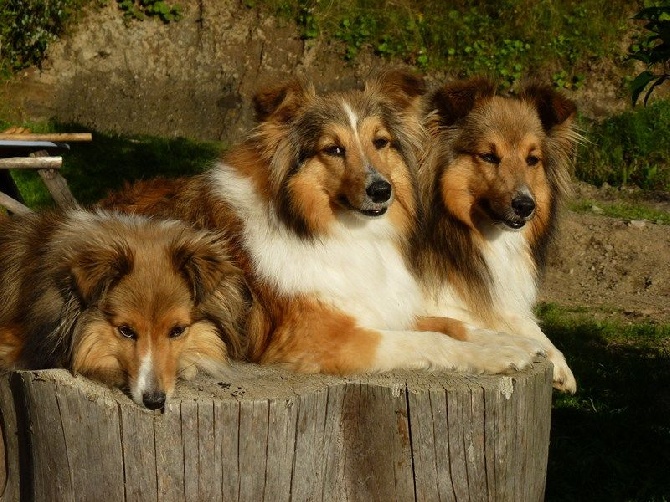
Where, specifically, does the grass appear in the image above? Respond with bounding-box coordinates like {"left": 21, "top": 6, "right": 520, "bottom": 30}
{"left": 537, "top": 303, "right": 670, "bottom": 501}
{"left": 570, "top": 199, "right": 670, "bottom": 225}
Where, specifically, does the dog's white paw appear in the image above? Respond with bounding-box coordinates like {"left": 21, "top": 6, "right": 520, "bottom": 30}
{"left": 454, "top": 344, "right": 535, "bottom": 375}
{"left": 549, "top": 352, "right": 577, "bottom": 394}
{"left": 467, "top": 327, "right": 547, "bottom": 358}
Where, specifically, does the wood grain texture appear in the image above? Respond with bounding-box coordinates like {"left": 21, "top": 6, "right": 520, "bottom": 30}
{"left": 0, "top": 361, "right": 552, "bottom": 501}
{"left": 0, "top": 157, "right": 62, "bottom": 170}
{"left": 0, "top": 133, "right": 92, "bottom": 142}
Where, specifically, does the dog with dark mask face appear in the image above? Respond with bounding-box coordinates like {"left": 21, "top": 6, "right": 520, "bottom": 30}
{"left": 413, "top": 77, "right": 581, "bottom": 393}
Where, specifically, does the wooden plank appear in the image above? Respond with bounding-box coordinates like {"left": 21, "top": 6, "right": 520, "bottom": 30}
{"left": 238, "top": 400, "right": 270, "bottom": 500}
{"left": 180, "top": 400, "right": 200, "bottom": 501}
{"left": 120, "top": 405, "right": 159, "bottom": 502}
{"left": 446, "top": 389, "right": 470, "bottom": 501}
{"left": 55, "top": 379, "right": 125, "bottom": 501}
{"left": 290, "top": 388, "right": 329, "bottom": 501}
{"left": 19, "top": 373, "right": 75, "bottom": 502}
{"left": 216, "top": 399, "right": 240, "bottom": 501}
{"left": 0, "top": 192, "right": 31, "bottom": 215}
{"left": 265, "top": 397, "right": 299, "bottom": 501}
{"left": 320, "top": 385, "right": 346, "bottom": 501}
{"left": 467, "top": 386, "right": 488, "bottom": 499}
{"left": 0, "top": 133, "right": 92, "bottom": 142}
{"left": 197, "top": 401, "right": 223, "bottom": 501}
{"left": 0, "top": 363, "right": 554, "bottom": 502}
{"left": 340, "top": 383, "right": 415, "bottom": 501}
{"left": 0, "top": 157, "right": 62, "bottom": 170}
{"left": 37, "top": 169, "right": 78, "bottom": 209}
{"left": 0, "top": 373, "right": 20, "bottom": 502}
{"left": 154, "top": 401, "right": 186, "bottom": 502}
{"left": 408, "top": 389, "right": 441, "bottom": 502}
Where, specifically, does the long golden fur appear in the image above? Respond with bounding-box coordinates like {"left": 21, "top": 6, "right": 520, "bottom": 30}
{"left": 101, "top": 70, "right": 546, "bottom": 376}
{"left": 0, "top": 209, "right": 250, "bottom": 408}
{"left": 413, "top": 77, "right": 581, "bottom": 392}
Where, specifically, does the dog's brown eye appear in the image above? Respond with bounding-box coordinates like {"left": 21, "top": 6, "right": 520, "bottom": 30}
{"left": 526, "top": 155, "right": 540, "bottom": 167}
{"left": 323, "top": 145, "right": 345, "bottom": 157}
{"left": 168, "top": 326, "right": 186, "bottom": 339}
{"left": 118, "top": 325, "right": 137, "bottom": 340}
{"left": 480, "top": 153, "right": 500, "bottom": 164}
{"left": 373, "top": 138, "right": 390, "bottom": 150}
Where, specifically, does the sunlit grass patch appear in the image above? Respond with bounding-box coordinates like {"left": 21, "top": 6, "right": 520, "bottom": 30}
{"left": 569, "top": 199, "right": 670, "bottom": 225}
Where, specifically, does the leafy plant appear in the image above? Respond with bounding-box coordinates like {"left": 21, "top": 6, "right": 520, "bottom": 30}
{"left": 576, "top": 100, "right": 670, "bottom": 190}
{"left": 256, "top": 0, "right": 630, "bottom": 90}
{"left": 116, "top": 0, "right": 182, "bottom": 23}
{"left": 628, "top": 5, "right": 670, "bottom": 105}
{"left": 0, "top": 0, "right": 87, "bottom": 75}
{"left": 296, "top": 0, "right": 319, "bottom": 39}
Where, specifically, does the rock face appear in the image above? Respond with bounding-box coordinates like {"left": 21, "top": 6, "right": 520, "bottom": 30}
{"left": 7, "top": 1, "right": 367, "bottom": 144}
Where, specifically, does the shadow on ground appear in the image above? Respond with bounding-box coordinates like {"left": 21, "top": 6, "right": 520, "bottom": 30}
{"left": 542, "top": 305, "right": 670, "bottom": 501}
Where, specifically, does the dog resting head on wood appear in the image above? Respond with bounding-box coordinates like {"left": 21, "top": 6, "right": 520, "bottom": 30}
{"left": 0, "top": 209, "right": 251, "bottom": 409}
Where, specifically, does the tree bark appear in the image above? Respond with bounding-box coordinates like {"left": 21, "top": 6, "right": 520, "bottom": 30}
{"left": 0, "top": 361, "right": 553, "bottom": 501}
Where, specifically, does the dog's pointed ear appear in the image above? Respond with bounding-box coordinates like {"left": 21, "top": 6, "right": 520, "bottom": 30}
{"left": 66, "top": 244, "right": 134, "bottom": 305}
{"left": 368, "top": 68, "right": 427, "bottom": 109}
{"left": 431, "top": 77, "right": 497, "bottom": 126}
{"left": 520, "top": 84, "right": 577, "bottom": 131}
{"left": 171, "top": 232, "right": 241, "bottom": 305}
{"left": 253, "top": 77, "right": 315, "bottom": 124}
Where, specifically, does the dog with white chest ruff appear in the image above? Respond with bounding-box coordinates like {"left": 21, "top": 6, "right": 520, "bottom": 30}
{"left": 100, "top": 69, "right": 545, "bottom": 376}
{"left": 0, "top": 209, "right": 250, "bottom": 409}
{"left": 413, "top": 77, "right": 581, "bottom": 392}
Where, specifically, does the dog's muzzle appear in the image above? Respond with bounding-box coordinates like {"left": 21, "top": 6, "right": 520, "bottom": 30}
{"left": 511, "top": 194, "right": 536, "bottom": 219}
{"left": 501, "top": 193, "right": 536, "bottom": 229}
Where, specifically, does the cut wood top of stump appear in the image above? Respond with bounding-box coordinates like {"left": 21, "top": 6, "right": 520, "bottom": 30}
{"left": 8, "top": 359, "right": 552, "bottom": 412}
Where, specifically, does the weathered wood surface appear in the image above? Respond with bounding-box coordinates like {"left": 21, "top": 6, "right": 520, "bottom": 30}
{"left": 0, "top": 192, "right": 31, "bottom": 215}
{"left": 0, "top": 133, "right": 93, "bottom": 143}
{"left": 0, "top": 361, "right": 553, "bottom": 502}
{"left": 0, "top": 157, "right": 62, "bottom": 170}
{"left": 36, "top": 168, "right": 79, "bottom": 210}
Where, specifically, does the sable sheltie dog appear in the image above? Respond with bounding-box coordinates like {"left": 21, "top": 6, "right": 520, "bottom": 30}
{"left": 0, "top": 209, "right": 250, "bottom": 409}
{"left": 101, "top": 70, "right": 545, "bottom": 376}
{"left": 413, "top": 77, "right": 580, "bottom": 393}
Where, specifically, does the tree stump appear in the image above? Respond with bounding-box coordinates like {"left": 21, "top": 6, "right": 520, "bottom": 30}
{"left": 0, "top": 361, "right": 553, "bottom": 501}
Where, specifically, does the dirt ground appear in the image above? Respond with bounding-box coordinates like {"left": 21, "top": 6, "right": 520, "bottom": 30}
{"left": 2, "top": 0, "right": 669, "bottom": 325}
{"left": 542, "top": 183, "right": 670, "bottom": 323}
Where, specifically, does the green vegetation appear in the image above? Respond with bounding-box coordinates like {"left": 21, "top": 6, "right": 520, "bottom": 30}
{"left": 577, "top": 100, "right": 670, "bottom": 191}
{"left": 0, "top": 0, "right": 181, "bottom": 77}
{"left": 570, "top": 199, "right": 670, "bottom": 225}
{"left": 628, "top": 5, "right": 670, "bottom": 105}
{"left": 116, "top": 0, "right": 182, "bottom": 23}
{"left": 536, "top": 303, "right": 670, "bottom": 500}
{"left": 0, "top": 0, "right": 89, "bottom": 76}
{"left": 257, "top": 0, "right": 632, "bottom": 89}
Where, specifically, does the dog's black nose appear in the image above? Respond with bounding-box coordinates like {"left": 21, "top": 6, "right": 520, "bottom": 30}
{"left": 366, "top": 179, "right": 392, "bottom": 203}
{"left": 143, "top": 391, "right": 166, "bottom": 410}
{"left": 511, "top": 194, "right": 536, "bottom": 218}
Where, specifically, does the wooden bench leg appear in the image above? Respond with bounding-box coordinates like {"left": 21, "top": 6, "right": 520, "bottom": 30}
{"left": 37, "top": 169, "right": 78, "bottom": 210}
{"left": 0, "top": 191, "right": 32, "bottom": 215}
